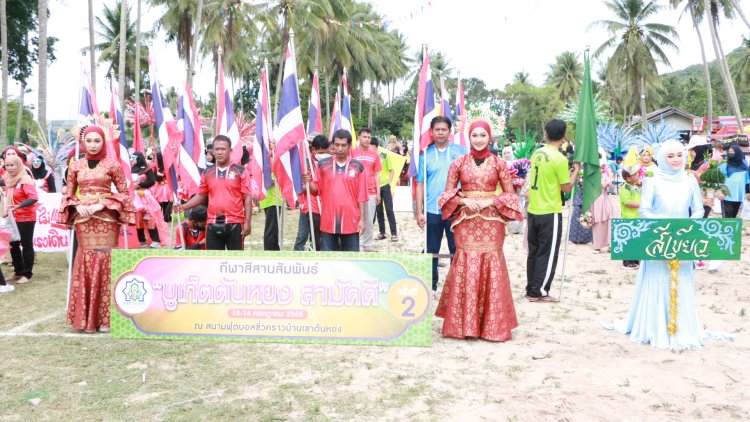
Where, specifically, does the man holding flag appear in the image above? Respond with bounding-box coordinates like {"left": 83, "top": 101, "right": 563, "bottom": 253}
{"left": 416, "top": 116, "right": 466, "bottom": 295}
{"left": 525, "top": 119, "right": 582, "bottom": 303}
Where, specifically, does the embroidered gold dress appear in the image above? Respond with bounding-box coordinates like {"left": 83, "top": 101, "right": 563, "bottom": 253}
{"left": 435, "top": 154, "right": 523, "bottom": 341}
{"left": 58, "top": 158, "right": 135, "bottom": 332}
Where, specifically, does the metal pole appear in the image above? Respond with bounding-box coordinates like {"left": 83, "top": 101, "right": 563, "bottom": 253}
{"left": 558, "top": 184, "right": 577, "bottom": 301}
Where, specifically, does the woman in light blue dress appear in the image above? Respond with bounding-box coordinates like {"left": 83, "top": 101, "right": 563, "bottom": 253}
{"left": 605, "top": 140, "right": 706, "bottom": 350}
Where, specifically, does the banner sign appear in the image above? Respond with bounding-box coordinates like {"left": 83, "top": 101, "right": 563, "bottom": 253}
{"left": 611, "top": 218, "right": 742, "bottom": 261}
{"left": 111, "top": 250, "right": 432, "bottom": 347}
{"left": 33, "top": 192, "right": 70, "bottom": 252}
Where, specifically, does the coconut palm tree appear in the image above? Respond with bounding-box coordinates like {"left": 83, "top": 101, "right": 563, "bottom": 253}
{"left": 88, "top": 0, "right": 96, "bottom": 95}
{"left": 591, "top": 0, "right": 678, "bottom": 129}
{"left": 37, "top": 0, "right": 48, "bottom": 134}
{"left": 732, "top": 35, "right": 750, "bottom": 88}
{"left": 701, "top": 0, "right": 744, "bottom": 132}
{"left": 95, "top": 1, "right": 150, "bottom": 100}
{"left": 513, "top": 71, "right": 530, "bottom": 85}
{"left": 1, "top": 0, "right": 8, "bottom": 146}
{"left": 670, "top": 0, "right": 713, "bottom": 134}
{"left": 118, "top": 0, "right": 127, "bottom": 110}
{"left": 545, "top": 51, "right": 583, "bottom": 102}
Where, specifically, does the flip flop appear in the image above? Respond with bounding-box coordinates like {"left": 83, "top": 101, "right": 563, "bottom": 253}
{"left": 536, "top": 295, "right": 559, "bottom": 303}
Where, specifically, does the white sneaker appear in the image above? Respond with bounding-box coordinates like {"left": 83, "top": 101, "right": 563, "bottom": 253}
{"left": 0, "top": 284, "right": 15, "bottom": 293}
{"left": 149, "top": 242, "right": 161, "bottom": 249}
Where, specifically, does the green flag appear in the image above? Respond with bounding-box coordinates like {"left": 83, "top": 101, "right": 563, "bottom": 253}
{"left": 573, "top": 51, "right": 601, "bottom": 213}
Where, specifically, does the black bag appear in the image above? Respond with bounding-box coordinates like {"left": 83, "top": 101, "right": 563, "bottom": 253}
{"left": 210, "top": 215, "right": 227, "bottom": 237}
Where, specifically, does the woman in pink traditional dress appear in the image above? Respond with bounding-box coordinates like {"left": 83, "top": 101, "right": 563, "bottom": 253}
{"left": 58, "top": 126, "right": 134, "bottom": 333}
{"left": 590, "top": 149, "right": 618, "bottom": 253}
{"left": 435, "top": 119, "right": 523, "bottom": 341}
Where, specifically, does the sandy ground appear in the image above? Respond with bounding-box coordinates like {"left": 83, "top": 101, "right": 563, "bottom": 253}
{"left": 1, "top": 204, "right": 748, "bottom": 421}
{"left": 388, "top": 206, "right": 750, "bottom": 421}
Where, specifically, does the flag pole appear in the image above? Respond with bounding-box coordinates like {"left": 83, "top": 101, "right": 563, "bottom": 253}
{"left": 421, "top": 44, "right": 428, "bottom": 266}
{"left": 558, "top": 182, "right": 577, "bottom": 301}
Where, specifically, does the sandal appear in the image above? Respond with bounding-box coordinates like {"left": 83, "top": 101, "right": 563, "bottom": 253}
{"left": 535, "top": 295, "right": 559, "bottom": 303}
{"left": 375, "top": 233, "right": 386, "bottom": 240}
{"left": 390, "top": 235, "right": 398, "bottom": 242}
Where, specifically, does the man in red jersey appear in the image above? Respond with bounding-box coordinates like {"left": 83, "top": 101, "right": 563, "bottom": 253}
{"left": 350, "top": 127, "right": 381, "bottom": 252}
{"left": 176, "top": 136, "right": 252, "bottom": 250}
{"left": 304, "top": 130, "right": 368, "bottom": 251}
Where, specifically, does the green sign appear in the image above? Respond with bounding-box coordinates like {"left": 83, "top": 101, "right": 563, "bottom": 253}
{"left": 611, "top": 218, "right": 742, "bottom": 261}
{"left": 110, "top": 250, "right": 432, "bottom": 347}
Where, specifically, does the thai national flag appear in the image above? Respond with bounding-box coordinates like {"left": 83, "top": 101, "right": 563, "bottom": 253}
{"left": 253, "top": 65, "right": 273, "bottom": 200}
{"left": 79, "top": 66, "right": 99, "bottom": 119}
{"left": 409, "top": 49, "right": 436, "bottom": 175}
{"left": 149, "top": 53, "right": 199, "bottom": 196}
{"left": 173, "top": 83, "right": 203, "bottom": 196}
{"left": 109, "top": 82, "right": 133, "bottom": 195}
{"left": 133, "top": 104, "right": 145, "bottom": 154}
{"left": 455, "top": 77, "right": 468, "bottom": 150}
{"left": 217, "top": 60, "right": 242, "bottom": 164}
{"left": 177, "top": 81, "right": 207, "bottom": 174}
{"left": 328, "top": 90, "right": 341, "bottom": 141}
{"left": 341, "top": 71, "right": 357, "bottom": 145}
{"left": 271, "top": 40, "right": 306, "bottom": 210}
{"left": 307, "top": 70, "right": 323, "bottom": 135}
{"left": 440, "top": 77, "right": 454, "bottom": 142}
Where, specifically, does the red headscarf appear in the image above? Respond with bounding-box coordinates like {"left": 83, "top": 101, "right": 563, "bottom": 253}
{"left": 82, "top": 126, "right": 108, "bottom": 161}
{"left": 468, "top": 119, "right": 492, "bottom": 160}
{"left": 3, "top": 146, "right": 28, "bottom": 165}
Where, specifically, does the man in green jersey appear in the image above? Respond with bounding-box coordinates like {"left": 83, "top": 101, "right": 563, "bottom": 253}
{"left": 526, "top": 119, "right": 580, "bottom": 302}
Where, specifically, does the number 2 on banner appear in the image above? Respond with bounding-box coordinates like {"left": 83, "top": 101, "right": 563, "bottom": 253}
{"left": 387, "top": 279, "right": 429, "bottom": 321}
{"left": 401, "top": 297, "right": 416, "bottom": 317}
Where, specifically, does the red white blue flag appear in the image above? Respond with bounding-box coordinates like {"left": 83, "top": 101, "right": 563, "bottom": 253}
{"left": 328, "top": 89, "right": 341, "bottom": 141}
{"left": 253, "top": 65, "right": 273, "bottom": 200}
{"left": 409, "top": 49, "right": 436, "bottom": 176}
{"left": 271, "top": 40, "right": 306, "bottom": 209}
{"left": 109, "top": 82, "right": 133, "bottom": 195}
{"left": 307, "top": 70, "right": 323, "bottom": 135}
{"left": 217, "top": 60, "right": 242, "bottom": 164}
{"left": 149, "top": 55, "right": 180, "bottom": 194}
{"left": 454, "top": 77, "right": 468, "bottom": 149}
{"left": 440, "top": 77, "right": 454, "bottom": 142}
{"left": 341, "top": 71, "right": 357, "bottom": 145}
{"left": 177, "top": 81, "right": 207, "bottom": 173}
{"left": 79, "top": 66, "right": 99, "bottom": 119}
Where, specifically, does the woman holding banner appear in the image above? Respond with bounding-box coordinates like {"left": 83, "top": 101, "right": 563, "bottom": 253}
{"left": 435, "top": 118, "right": 522, "bottom": 342}
{"left": 605, "top": 140, "right": 706, "bottom": 350}
{"left": 58, "top": 125, "right": 134, "bottom": 333}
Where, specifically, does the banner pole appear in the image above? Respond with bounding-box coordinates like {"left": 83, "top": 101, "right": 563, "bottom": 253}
{"left": 558, "top": 183, "right": 577, "bottom": 301}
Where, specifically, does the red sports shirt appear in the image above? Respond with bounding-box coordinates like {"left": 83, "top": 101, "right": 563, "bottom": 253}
{"left": 198, "top": 164, "right": 253, "bottom": 224}
{"left": 314, "top": 157, "right": 368, "bottom": 234}
{"left": 350, "top": 147, "right": 381, "bottom": 195}
{"left": 175, "top": 222, "right": 206, "bottom": 250}
{"left": 10, "top": 183, "right": 39, "bottom": 222}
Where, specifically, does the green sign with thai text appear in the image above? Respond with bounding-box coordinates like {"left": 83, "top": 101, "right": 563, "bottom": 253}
{"left": 611, "top": 218, "right": 742, "bottom": 261}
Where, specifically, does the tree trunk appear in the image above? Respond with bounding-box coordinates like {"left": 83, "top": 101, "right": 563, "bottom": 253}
{"left": 324, "top": 71, "right": 330, "bottom": 131}
{"left": 88, "top": 0, "right": 96, "bottom": 95}
{"left": 367, "top": 81, "right": 373, "bottom": 128}
{"left": 729, "top": 0, "right": 750, "bottom": 31}
{"left": 639, "top": 76, "right": 647, "bottom": 130}
{"left": 134, "top": 0, "right": 141, "bottom": 102}
{"left": 118, "top": 0, "right": 128, "bottom": 110}
{"left": 704, "top": 0, "right": 744, "bottom": 133}
{"left": 358, "top": 82, "right": 362, "bottom": 120}
{"left": 691, "top": 5, "right": 713, "bottom": 135}
{"left": 0, "top": 0, "right": 8, "bottom": 147}
{"left": 188, "top": 0, "right": 204, "bottom": 87}
{"left": 37, "top": 0, "right": 48, "bottom": 135}
{"left": 14, "top": 82, "right": 25, "bottom": 140}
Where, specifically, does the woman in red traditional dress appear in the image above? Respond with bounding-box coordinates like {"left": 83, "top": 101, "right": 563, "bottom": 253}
{"left": 435, "top": 119, "right": 523, "bottom": 341}
{"left": 58, "top": 125, "right": 134, "bottom": 333}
